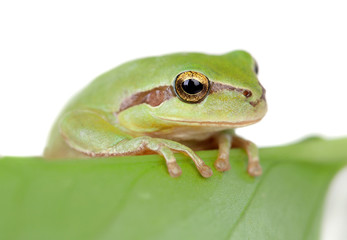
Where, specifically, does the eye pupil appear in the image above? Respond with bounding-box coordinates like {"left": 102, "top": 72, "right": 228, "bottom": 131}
{"left": 182, "top": 79, "right": 203, "bottom": 94}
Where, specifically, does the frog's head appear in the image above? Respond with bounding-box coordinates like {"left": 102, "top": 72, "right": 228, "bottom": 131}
{"left": 116, "top": 50, "right": 267, "bottom": 135}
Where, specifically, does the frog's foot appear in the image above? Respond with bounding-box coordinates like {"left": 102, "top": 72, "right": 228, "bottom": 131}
{"left": 214, "top": 133, "right": 232, "bottom": 172}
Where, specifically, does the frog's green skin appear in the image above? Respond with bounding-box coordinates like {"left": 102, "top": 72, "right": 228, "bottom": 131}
{"left": 44, "top": 50, "right": 267, "bottom": 178}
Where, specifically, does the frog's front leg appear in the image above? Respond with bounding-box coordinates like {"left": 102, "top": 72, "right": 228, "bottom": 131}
{"left": 213, "top": 132, "right": 262, "bottom": 177}
{"left": 59, "top": 109, "right": 213, "bottom": 178}
{"left": 214, "top": 132, "right": 232, "bottom": 172}
{"left": 105, "top": 137, "right": 213, "bottom": 178}
{"left": 232, "top": 135, "right": 262, "bottom": 177}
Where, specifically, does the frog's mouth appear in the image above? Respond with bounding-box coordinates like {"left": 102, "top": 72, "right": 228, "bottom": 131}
{"left": 157, "top": 117, "right": 263, "bottom": 128}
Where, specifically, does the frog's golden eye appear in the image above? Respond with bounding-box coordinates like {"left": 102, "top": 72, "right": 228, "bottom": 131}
{"left": 174, "top": 71, "right": 210, "bottom": 103}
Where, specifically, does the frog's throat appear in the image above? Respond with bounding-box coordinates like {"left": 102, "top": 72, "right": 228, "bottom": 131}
{"left": 157, "top": 117, "right": 263, "bottom": 128}
{"left": 118, "top": 81, "right": 265, "bottom": 113}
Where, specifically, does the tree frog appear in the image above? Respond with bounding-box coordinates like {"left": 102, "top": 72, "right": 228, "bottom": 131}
{"left": 44, "top": 50, "right": 267, "bottom": 178}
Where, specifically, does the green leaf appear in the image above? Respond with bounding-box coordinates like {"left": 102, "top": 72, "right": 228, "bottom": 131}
{"left": 0, "top": 137, "right": 346, "bottom": 240}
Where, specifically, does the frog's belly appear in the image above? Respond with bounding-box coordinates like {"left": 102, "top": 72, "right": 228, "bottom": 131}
{"left": 143, "top": 126, "right": 234, "bottom": 151}
{"left": 144, "top": 126, "right": 233, "bottom": 142}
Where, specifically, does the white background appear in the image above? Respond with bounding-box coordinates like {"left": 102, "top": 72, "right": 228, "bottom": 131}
{"left": 0, "top": 0, "right": 346, "bottom": 239}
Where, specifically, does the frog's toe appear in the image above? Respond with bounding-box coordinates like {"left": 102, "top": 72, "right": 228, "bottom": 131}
{"left": 247, "top": 162, "right": 263, "bottom": 177}
{"left": 167, "top": 162, "right": 182, "bottom": 178}
{"left": 199, "top": 164, "right": 213, "bottom": 178}
{"left": 214, "top": 158, "right": 231, "bottom": 172}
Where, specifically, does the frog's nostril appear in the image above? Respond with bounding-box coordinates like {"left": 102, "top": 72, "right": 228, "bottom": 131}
{"left": 242, "top": 90, "right": 252, "bottom": 98}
